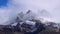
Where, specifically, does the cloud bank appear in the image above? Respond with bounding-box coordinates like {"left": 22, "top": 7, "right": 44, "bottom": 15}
{"left": 0, "top": 0, "right": 60, "bottom": 25}
{"left": 10, "top": 0, "right": 60, "bottom": 23}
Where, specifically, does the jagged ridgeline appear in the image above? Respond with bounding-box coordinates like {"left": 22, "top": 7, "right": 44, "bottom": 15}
{"left": 0, "top": 10, "right": 59, "bottom": 34}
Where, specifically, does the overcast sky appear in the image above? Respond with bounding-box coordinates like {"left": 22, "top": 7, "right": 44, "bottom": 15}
{"left": 0, "top": 0, "right": 60, "bottom": 25}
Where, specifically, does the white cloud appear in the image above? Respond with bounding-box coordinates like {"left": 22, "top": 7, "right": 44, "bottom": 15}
{"left": 0, "top": 0, "right": 60, "bottom": 25}
{"left": 11, "top": 0, "right": 60, "bottom": 23}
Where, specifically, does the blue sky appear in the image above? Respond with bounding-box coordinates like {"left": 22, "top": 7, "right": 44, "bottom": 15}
{"left": 0, "top": 0, "right": 9, "bottom": 8}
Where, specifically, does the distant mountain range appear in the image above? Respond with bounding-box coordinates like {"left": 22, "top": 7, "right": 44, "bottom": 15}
{"left": 0, "top": 10, "right": 59, "bottom": 34}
